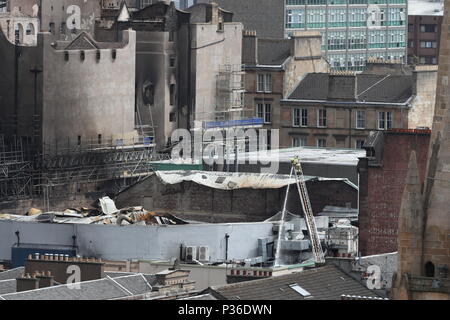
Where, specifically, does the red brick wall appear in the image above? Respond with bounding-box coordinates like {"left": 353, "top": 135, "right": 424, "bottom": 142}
{"left": 358, "top": 132, "right": 430, "bottom": 255}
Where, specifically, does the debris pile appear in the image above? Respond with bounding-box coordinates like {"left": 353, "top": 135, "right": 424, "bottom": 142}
{"left": 0, "top": 197, "right": 188, "bottom": 226}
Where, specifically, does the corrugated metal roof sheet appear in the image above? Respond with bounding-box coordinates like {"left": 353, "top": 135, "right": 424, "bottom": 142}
{"left": 155, "top": 170, "right": 357, "bottom": 190}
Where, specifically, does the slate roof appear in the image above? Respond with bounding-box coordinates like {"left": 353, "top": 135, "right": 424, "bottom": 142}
{"left": 0, "top": 267, "right": 24, "bottom": 281}
{"left": 257, "top": 39, "right": 291, "bottom": 66}
{"left": 206, "top": 265, "right": 380, "bottom": 300}
{"left": 180, "top": 293, "right": 217, "bottom": 300}
{"left": 287, "top": 73, "right": 413, "bottom": 103}
{"left": 0, "top": 273, "right": 155, "bottom": 300}
{"left": 0, "top": 279, "right": 16, "bottom": 295}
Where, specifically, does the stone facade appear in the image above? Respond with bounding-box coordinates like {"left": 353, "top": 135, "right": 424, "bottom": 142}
{"left": 243, "top": 31, "right": 328, "bottom": 148}
{"left": 409, "top": 65, "right": 438, "bottom": 129}
{"left": 0, "top": 27, "right": 137, "bottom": 149}
{"left": 279, "top": 63, "right": 437, "bottom": 149}
{"left": 8, "top": 0, "right": 101, "bottom": 40}
{"left": 0, "top": 9, "right": 38, "bottom": 45}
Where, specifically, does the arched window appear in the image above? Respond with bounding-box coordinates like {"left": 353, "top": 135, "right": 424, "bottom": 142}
{"left": 15, "top": 23, "right": 24, "bottom": 44}
{"left": 26, "top": 23, "right": 35, "bottom": 36}
{"left": 425, "top": 261, "right": 435, "bottom": 277}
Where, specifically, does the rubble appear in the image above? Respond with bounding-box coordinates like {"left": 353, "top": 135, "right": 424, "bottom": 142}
{"left": 0, "top": 197, "right": 188, "bottom": 226}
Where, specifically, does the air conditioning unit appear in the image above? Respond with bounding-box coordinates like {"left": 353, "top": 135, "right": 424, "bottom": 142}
{"left": 185, "top": 246, "right": 197, "bottom": 262}
{"left": 197, "top": 246, "right": 210, "bottom": 262}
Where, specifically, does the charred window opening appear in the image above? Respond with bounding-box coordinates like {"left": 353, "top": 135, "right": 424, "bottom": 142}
{"left": 170, "top": 84, "right": 176, "bottom": 106}
{"left": 425, "top": 261, "right": 435, "bottom": 277}
{"left": 143, "top": 81, "right": 154, "bottom": 105}
{"left": 49, "top": 22, "right": 55, "bottom": 35}
{"left": 60, "top": 22, "right": 66, "bottom": 35}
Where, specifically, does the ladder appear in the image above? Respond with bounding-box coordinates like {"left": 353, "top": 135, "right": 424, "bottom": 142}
{"left": 291, "top": 157, "right": 325, "bottom": 264}
{"left": 135, "top": 103, "right": 156, "bottom": 148}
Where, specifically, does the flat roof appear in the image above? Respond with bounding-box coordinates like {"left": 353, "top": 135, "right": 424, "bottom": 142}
{"left": 408, "top": 0, "right": 444, "bottom": 16}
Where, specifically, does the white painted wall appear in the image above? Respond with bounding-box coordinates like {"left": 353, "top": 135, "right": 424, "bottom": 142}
{"left": 0, "top": 220, "right": 274, "bottom": 263}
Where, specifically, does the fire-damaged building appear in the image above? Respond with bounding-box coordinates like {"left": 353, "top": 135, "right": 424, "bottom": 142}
{"left": 114, "top": 170, "right": 358, "bottom": 223}
{"left": 95, "top": 1, "right": 244, "bottom": 149}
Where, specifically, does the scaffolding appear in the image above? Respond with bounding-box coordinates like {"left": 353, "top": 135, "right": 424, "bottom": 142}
{"left": 0, "top": 135, "right": 169, "bottom": 202}
{"left": 0, "top": 136, "right": 33, "bottom": 200}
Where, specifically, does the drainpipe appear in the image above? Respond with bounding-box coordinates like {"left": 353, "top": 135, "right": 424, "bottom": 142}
{"left": 179, "top": 243, "right": 183, "bottom": 261}
{"left": 225, "top": 233, "right": 230, "bottom": 262}
{"left": 187, "top": 22, "right": 192, "bottom": 132}
{"left": 72, "top": 235, "right": 77, "bottom": 250}
{"left": 348, "top": 107, "right": 352, "bottom": 148}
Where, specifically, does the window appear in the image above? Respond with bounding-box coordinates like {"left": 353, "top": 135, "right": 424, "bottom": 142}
{"left": 420, "top": 24, "right": 437, "bottom": 33}
{"left": 293, "top": 108, "right": 307, "bottom": 127}
{"left": 26, "top": 23, "right": 35, "bottom": 35}
{"left": 169, "top": 112, "right": 176, "bottom": 122}
{"left": 356, "top": 139, "right": 365, "bottom": 149}
{"left": 317, "top": 109, "right": 327, "bottom": 127}
{"left": 292, "top": 137, "right": 307, "bottom": 147}
{"left": 98, "top": 134, "right": 102, "bottom": 144}
{"left": 49, "top": 22, "right": 55, "bottom": 35}
{"left": 425, "top": 261, "right": 435, "bottom": 277}
{"left": 60, "top": 22, "right": 66, "bottom": 35}
{"left": 257, "top": 103, "right": 271, "bottom": 124}
{"left": 169, "top": 30, "right": 174, "bottom": 42}
{"left": 77, "top": 135, "right": 81, "bottom": 146}
{"left": 169, "top": 84, "right": 175, "bottom": 106}
{"left": 420, "top": 41, "right": 437, "bottom": 48}
{"left": 265, "top": 74, "right": 272, "bottom": 92}
{"left": 378, "top": 111, "right": 393, "bottom": 130}
{"left": 257, "top": 74, "right": 272, "bottom": 92}
{"left": 317, "top": 138, "right": 326, "bottom": 148}
{"left": 289, "top": 283, "right": 311, "bottom": 297}
{"left": 169, "top": 55, "right": 176, "bottom": 67}
{"left": 356, "top": 110, "right": 365, "bottom": 129}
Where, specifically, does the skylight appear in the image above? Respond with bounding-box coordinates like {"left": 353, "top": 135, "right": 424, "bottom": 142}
{"left": 289, "top": 283, "right": 311, "bottom": 297}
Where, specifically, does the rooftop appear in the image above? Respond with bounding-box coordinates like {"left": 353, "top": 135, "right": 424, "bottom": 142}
{"left": 0, "top": 267, "right": 25, "bottom": 281}
{"left": 408, "top": 0, "right": 444, "bottom": 16}
{"left": 257, "top": 38, "right": 291, "bottom": 66}
{"left": 286, "top": 73, "right": 413, "bottom": 104}
{"left": 0, "top": 273, "right": 166, "bottom": 300}
{"left": 205, "top": 265, "right": 380, "bottom": 300}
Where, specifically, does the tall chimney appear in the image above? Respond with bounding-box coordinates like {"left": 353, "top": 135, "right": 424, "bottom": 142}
{"left": 242, "top": 30, "right": 258, "bottom": 65}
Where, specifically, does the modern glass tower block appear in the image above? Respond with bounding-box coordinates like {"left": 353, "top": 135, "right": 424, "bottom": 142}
{"left": 285, "top": 0, "right": 407, "bottom": 71}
